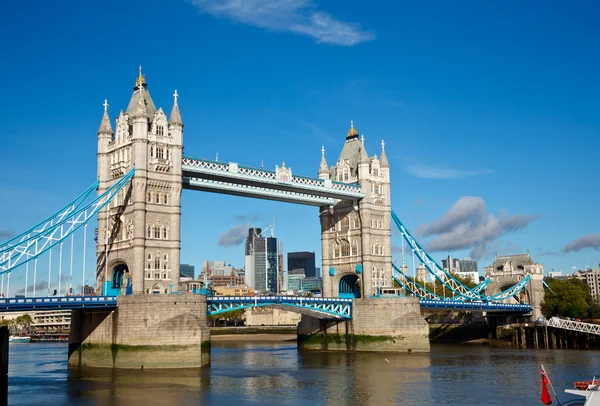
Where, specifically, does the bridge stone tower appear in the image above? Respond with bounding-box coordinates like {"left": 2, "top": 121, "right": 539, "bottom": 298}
{"left": 96, "top": 68, "right": 183, "bottom": 295}
{"left": 484, "top": 253, "right": 545, "bottom": 320}
{"left": 319, "top": 122, "right": 392, "bottom": 298}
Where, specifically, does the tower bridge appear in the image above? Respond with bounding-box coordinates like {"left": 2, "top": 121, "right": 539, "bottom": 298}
{"left": 0, "top": 68, "right": 539, "bottom": 369}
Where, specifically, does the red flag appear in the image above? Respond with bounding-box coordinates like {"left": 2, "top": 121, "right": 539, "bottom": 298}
{"left": 541, "top": 368, "right": 552, "bottom": 405}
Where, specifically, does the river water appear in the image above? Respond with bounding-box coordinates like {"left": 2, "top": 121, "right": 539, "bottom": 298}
{"left": 6, "top": 341, "right": 600, "bottom": 405}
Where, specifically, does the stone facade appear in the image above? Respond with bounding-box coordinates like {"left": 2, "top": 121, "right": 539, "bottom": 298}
{"left": 484, "top": 253, "right": 544, "bottom": 320}
{"left": 96, "top": 68, "right": 183, "bottom": 295}
{"left": 297, "top": 298, "right": 429, "bottom": 352}
{"left": 319, "top": 123, "right": 392, "bottom": 298}
{"left": 68, "top": 295, "right": 210, "bottom": 369}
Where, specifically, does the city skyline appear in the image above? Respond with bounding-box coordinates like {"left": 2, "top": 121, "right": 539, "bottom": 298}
{"left": 1, "top": 1, "right": 599, "bottom": 296}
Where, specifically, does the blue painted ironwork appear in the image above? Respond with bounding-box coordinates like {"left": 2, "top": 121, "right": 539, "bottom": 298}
{"left": 207, "top": 296, "right": 352, "bottom": 319}
{"left": 0, "top": 168, "right": 135, "bottom": 275}
{"left": 0, "top": 180, "right": 98, "bottom": 254}
{"left": 0, "top": 296, "right": 117, "bottom": 312}
{"left": 419, "top": 299, "right": 532, "bottom": 313}
{"left": 392, "top": 263, "right": 490, "bottom": 301}
{"left": 182, "top": 156, "right": 364, "bottom": 206}
{"left": 391, "top": 209, "right": 531, "bottom": 302}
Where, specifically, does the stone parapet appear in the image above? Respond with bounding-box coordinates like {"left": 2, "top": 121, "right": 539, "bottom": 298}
{"left": 68, "top": 295, "right": 210, "bottom": 369}
{"left": 298, "top": 297, "right": 429, "bottom": 353}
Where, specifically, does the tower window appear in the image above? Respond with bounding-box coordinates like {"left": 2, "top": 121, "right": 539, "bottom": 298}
{"left": 157, "top": 125, "right": 164, "bottom": 136}
{"left": 150, "top": 146, "right": 154, "bottom": 158}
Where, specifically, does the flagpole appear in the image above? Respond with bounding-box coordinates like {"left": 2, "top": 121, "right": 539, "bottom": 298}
{"left": 542, "top": 364, "right": 563, "bottom": 406}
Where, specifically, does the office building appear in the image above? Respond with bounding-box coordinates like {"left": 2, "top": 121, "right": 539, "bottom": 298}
{"left": 244, "top": 228, "right": 282, "bottom": 293}
{"left": 574, "top": 265, "right": 600, "bottom": 300}
{"left": 288, "top": 252, "right": 316, "bottom": 277}
{"left": 441, "top": 256, "right": 460, "bottom": 273}
{"left": 459, "top": 258, "right": 478, "bottom": 274}
{"left": 201, "top": 260, "right": 244, "bottom": 287}
{"left": 180, "top": 264, "right": 195, "bottom": 281}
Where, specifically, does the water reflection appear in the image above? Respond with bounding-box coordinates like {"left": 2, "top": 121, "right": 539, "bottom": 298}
{"left": 7, "top": 341, "right": 600, "bottom": 405}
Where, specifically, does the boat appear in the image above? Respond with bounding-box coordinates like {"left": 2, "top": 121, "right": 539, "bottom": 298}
{"left": 562, "top": 380, "right": 600, "bottom": 406}
{"left": 541, "top": 364, "right": 600, "bottom": 406}
{"left": 8, "top": 335, "right": 31, "bottom": 343}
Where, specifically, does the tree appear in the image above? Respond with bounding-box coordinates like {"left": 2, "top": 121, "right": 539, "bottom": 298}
{"left": 14, "top": 314, "right": 33, "bottom": 333}
{"left": 541, "top": 277, "right": 592, "bottom": 319}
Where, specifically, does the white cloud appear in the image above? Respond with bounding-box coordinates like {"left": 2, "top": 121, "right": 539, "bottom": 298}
{"left": 406, "top": 163, "right": 492, "bottom": 179}
{"left": 417, "top": 196, "right": 538, "bottom": 260}
{"left": 188, "top": 0, "right": 375, "bottom": 46}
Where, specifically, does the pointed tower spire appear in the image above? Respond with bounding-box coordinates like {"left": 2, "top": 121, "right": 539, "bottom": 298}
{"left": 380, "top": 139, "right": 389, "bottom": 168}
{"left": 169, "top": 89, "right": 183, "bottom": 126}
{"left": 318, "top": 146, "right": 329, "bottom": 178}
{"left": 98, "top": 99, "right": 113, "bottom": 135}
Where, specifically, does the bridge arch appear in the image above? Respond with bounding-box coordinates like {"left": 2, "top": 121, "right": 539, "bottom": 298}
{"left": 339, "top": 274, "right": 361, "bottom": 299}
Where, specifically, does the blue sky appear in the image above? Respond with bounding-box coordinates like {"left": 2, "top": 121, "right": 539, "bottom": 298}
{"left": 1, "top": 0, "right": 599, "bottom": 295}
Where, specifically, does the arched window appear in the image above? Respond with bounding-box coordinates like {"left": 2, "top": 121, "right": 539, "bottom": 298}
{"left": 147, "top": 192, "right": 151, "bottom": 202}
{"left": 147, "top": 226, "right": 152, "bottom": 238}
{"left": 155, "top": 194, "right": 159, "bottom": 204}
{"left": 154, "top": 257, "right": 160, "bottom": 270}
{"left": 353, "top": 217, "right": 360, "bottom": 229}
{"left": 340, "top": 217, "right": 349, "bottom": 232}
{"left": 341, "top": 240, "right": 350, "bottom": 257}
{"left": 150, "top": 146, "right": 154, "bottom": 158}
{"left": 163, "top": 194, "right": 168, "bottom": 204}
{"left": 162, "top": 227, "right": 167, "bottom": 239}
{"left": 351, "top": 243, "right": 358, "bottom": 256}
{"left": 154, "top": 227, "right": 160, "bottom": 239}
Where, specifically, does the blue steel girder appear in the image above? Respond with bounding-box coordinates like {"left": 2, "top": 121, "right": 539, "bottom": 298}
{"left": 420, "top": 299, "right": 532, "bottom": 313}
{"left": 0, "top": 168, "right": 135, "bottom": 274}
{"left": 0, "top": 296, "right": 117, "bottom": 312}
{"left": 207, "top": 296, "right": 352, "bottom": 319}
{"left": 182, "top": 156, "right": 365, "bottom": 205}
{"left": 391, "top": 210, "right": 531, "bottom": 302}
{"left": 392, "top": 264, "right": 492, "bottom": 302}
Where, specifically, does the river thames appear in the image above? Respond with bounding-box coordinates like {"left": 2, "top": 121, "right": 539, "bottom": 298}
{"left": 7, "top": 340, "right": 600, "bottom": 405}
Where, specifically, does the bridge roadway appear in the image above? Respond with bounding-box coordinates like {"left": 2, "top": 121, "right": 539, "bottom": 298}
{"left": 0, "top": 295, "right": 532, "bottom": 315}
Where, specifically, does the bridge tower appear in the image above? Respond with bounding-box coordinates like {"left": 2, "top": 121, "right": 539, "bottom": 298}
{"left": 96, "top": 68, "right": 183, "bottom": 295}
{"left": 484, "top": 253, "right": 545, "bottom": 320}
{"left": 319, "top": 122, "right": 391, "bottom": 298}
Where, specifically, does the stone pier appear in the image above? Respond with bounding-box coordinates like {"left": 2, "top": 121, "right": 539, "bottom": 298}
{"left": 297, "top": 298, "right": 429, "bottom": 353}
{"left": 68, "top": 295, "right": 210, "bottom": 369}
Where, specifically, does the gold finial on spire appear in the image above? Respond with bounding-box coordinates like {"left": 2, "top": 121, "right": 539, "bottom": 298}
{"left": 347, "top": 119, "right": 358, "bottom": 139}
{"left": 135, "top": 65, "right": 146, "bottom": 89}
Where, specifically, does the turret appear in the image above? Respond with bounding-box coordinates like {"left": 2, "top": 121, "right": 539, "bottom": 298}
{"left": 169, "top": 89, "right": 183, "bottom": 144}
{"left": 318, "top": 146, "right": 329, "bottom": 179}
{"left": 379, "top": 140, "right": 390, "bottom": 180}
{"left": 357, "top": 134, "right": 370, "bottom": 181}
{"left": 97, "top": 99, "right": 113, "bottom": 184}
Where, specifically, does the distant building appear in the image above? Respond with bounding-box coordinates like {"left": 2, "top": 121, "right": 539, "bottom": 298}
{"left": 416, "top": 264, "right": 427, "bottom": 283}
{"left": 459, "top": 257, "right": 478, "bottom": 274}
{"left": 83, "top": 285, "right": 95, "bottom": 295}
{"left": 288, "top": 252, "right": 316, "bottom": 277}
{"left": 180, "top": 264, "right": 195, "bottom": 281}
{"left": 286, "top": 273, "right": 322, "bottom": 293}
{"left": 214, "top": 286, "right": 255, "bottom": 296}
{"left": 441, "top": 256, "right": 460, "bottom": 273}
{"left": 574, "top": 265, "right": 600, "bottom": 300}
{"left": 201, "top": 260, "right": 244, "bottom": 287}
{"left": 244, "top": 228, "right": 282, "bottom": 294}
